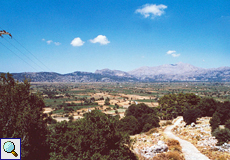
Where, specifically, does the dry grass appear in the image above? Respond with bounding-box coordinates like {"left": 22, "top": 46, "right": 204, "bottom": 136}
{"left": 172, "top": 117, "right": 230, "bottom": 160}
{"left": 151, "top": 151, "right": 185, "bottom": 160}
{"left": 145, "top": 128, "right": 159, "bottom": 135}
{"left": 198, "top": 147, "right": 230, "bottom": 160}
{"left": 160, "top": 120, "right": 173, "bottom": 127}
{"left": 166, "top": 139, "right": 182, "bottom": 153}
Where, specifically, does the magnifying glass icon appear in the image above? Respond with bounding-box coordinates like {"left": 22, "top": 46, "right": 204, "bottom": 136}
{"left": 3, "top": 141, "right": 18, "bottom": 157}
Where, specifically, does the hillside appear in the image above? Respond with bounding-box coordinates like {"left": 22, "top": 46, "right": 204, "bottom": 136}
{"left": 2, "top": 63, "right": 230, "bottom": 82}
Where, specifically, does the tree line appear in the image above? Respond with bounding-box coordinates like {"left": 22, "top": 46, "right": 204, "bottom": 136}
{"left": 158, "top": 92, "right": 230, "bottom": 145}
{"left": 0, "top": 73, "right": 160, "bottom": 160}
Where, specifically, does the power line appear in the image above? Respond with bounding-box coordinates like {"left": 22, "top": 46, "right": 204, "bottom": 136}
{"left": 0, "top": 26, "right": 53, "bottom": 72}
{"left": 3, "top": 38, "right": 46, "bottom": 71}
{"left": 0, "top": 41, "right": 38, "bottom": 71}
{"left": 13, "top": 37, "right": 53, "bottom": 72}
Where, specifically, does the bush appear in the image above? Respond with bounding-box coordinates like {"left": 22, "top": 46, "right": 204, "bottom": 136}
{"left": 183, "top": 108, "right": 201, "bottom": 125}
{"left": 197, "top": 97, "right": 218, "bottom": 117}
{"left": 118, "top": 116, "right": 139, "bottom": 135}
{"left": 145, "top": 128, "right": 158, "bottom": 135}
{"left": 124, "top": 103, "right": 159, "bottom": 134}
{"left": 48, "top": 110, "right": 138, "bottom": 159}
{"left": 167, "top": 151, "right": 182, "bottom": 160}
{"left": 142, "top": 123, "right": 153, "bottom": 132}
{"left": 212, "top": 128, "right": 230, "bottom": 145}
{"left": 210, "top": 112, "right": 221, "bottom": 132}
{"left": 140, "top": 113, "right": 160, "bottom": 132}
{"left": 162, "top": 120, "right": 172, "bottom": 126}
{"left": 225, "top": 119, "right": 230, "bottom": 130}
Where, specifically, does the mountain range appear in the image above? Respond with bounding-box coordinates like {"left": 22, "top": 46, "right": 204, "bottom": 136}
{"left": 3, "top": 63, "right": 230, "bottom": 82}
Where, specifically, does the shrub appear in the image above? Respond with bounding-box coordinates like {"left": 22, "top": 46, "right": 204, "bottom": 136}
{"left": 210, "top": 112, "right": 221, "bottom": 133}
{"left": 142, "top": 123, "right": 153, "bottom": 132}
{"left": 124, "top": 103, "right": 160, "bottom": 133}
{"left": 118, "top": 116, "right": 139, "bottom": 135}
{"left": 167, "top": 151, "right": 182, "bottom": 160}
{"left": 197, "top": 97, "right": 218, "bottom": 117}
{"left": 145, "top": 128, "right": 158, "bottom": 135}
{"left": 48, "top": 110, "right": 138, "bottom": 159}
{"left": 212, "top": 128, "right": 230, "bottom": 145}
{"left": 167, "top": 139, "right": 180, "bottom": 146}
{"left": 183, "top": 108, "right": 201, "bottom": 125}
{"left": 162, "top": 120, "right": 172, "bottom": 126}
{"left": 225, "top": 119, "right": 230, "bottom": 130}
{"left": 167, "top": 139, "right": 182, "bottom": 152}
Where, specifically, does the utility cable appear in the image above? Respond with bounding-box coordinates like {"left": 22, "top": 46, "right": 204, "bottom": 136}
{"left": 0, "top": 41, "right": 38, "bottom": 71}
{"left": 3, "top": 38, "right": 46, "bottom": 71}
{"left": 13, "top": 38, "right": 53, "bottom": 72}
{"left": 0, "top": 26, "right": 53, "bottom": 72}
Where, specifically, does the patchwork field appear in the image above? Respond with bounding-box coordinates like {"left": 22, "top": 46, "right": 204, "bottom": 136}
{"left": 29, "top": 82, "right": 230, "bottom": 122}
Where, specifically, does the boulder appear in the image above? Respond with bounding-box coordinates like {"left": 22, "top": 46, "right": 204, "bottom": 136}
{"left": 191, "top": 122, "right": 195, "bottom": 127}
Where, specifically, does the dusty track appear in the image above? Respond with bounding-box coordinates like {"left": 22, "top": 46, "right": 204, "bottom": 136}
{"left": 164, "top": 117, "right": 210, "bottom": 160}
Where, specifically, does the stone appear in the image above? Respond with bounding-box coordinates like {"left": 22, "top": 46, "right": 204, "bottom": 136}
{"left": 157, "top": 140, "right": 165, "bottom": 145}
{"left": 191, "top": 122, "right": 196, "bottom": 127}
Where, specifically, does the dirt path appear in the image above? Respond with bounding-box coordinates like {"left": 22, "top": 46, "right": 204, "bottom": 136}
{"left": 164, "top": 117, "right": 210, "bottom": 160}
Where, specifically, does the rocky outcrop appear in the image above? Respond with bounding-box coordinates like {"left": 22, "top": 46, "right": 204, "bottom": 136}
{"left": 137, "top": 140, "right": 168, "bottom": 159}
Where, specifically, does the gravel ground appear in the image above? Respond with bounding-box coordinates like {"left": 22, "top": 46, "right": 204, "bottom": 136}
{"left": 164, "top": 117, "right": 210, "bottom": 160}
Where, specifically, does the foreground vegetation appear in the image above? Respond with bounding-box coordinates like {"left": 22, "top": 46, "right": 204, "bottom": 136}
{"left": 1, "top": 73, "right": 230, "bottom": 159}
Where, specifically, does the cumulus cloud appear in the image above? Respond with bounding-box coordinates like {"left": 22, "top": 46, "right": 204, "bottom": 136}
{"left": 166, "top": 50, "right": 180, "bottom": 57}
{"left": 54, "top": 42, "right": 61, "bottom": 46}
{"left": 71, "top": 37, "right": 85, "bottom": 47}
{"left": 171, "top": 53, "right": 180, "bottom": 57}
{"left": 46, "top": 40, "right": 53, "bottom": 44}
{"left": 135, "top": 4, "right": 167, "bottom": 18}
{"left": 89, "top": 35, "right": 110, "bottom": 45}
{"left": 167, "top": 50, "right": 176, "bottom": 54}
{"left": 42, "top": 39, "right": 61, "bottom": 46}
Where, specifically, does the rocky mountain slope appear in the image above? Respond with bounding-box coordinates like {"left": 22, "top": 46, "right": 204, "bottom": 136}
{"left": 128, "top": 62, "right": 230, "bottom": 81}
{"left": 2, "top": 63, "right": 230, "bottom": 82}
{"left": 7, "top": 71, "right": 138, "bottom": 82}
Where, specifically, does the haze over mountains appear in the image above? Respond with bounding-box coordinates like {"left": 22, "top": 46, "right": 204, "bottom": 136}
{"left": 4, "top": 63, "right": 230, "bottom": 82}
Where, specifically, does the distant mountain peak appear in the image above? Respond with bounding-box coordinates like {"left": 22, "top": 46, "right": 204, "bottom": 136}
{"left": 3, "top": 63, "right": 230, "bottom": 82}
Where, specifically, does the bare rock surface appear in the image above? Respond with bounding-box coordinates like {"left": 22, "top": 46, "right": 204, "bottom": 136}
{"left": 164, "top": 117, "right": 210, "bottom": 160}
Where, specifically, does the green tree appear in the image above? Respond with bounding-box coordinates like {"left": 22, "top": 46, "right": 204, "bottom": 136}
{"left": 118, "top": 116, "right": 139, "bottom": 135}
{"left": 48, "top": 110, "right": 137, "bottom": 160}
{"left": 197, "top": 97, "right": 218, "bottom": 117}
{"left": 0, "top": 73, "right": 49, "bottom": 160}
{"left": 212, "top": 128, "right": 230, "bottom": 145}
{"left": 183, "top": 108, "right": 201, "bottom": 125}
{"left": 104, "top": 97, "right": 110, "bottom": 105}
{"left": 158, "top": 93, "right": 201, "bottom": 120}
{"left": 210, "top": 112, "right": 221, "bottom": 132}
{"left": 225, "top": 119, "right": 230, "bottom": 130}
{"left": 125, "top": 103, "right": 159, "bottom": 133}
{"left": 140, "top": 113, "right": 160, "bottom": 132}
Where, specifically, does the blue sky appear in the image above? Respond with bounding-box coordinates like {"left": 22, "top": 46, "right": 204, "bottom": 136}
{"left": 0, "top": 0, "right": 229, "bottom": 73}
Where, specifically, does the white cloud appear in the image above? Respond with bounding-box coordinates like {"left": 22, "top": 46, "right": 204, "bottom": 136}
{"left": 166, "top": 50, "right": 180, "bottom": 57}
{"left": 135, "top": 4, "right": 167, "bottom": 18}
{"left": 171, "top": 53, "right": 180, "bottom": 57}
{"left": 46, "top": 40, "right": 53, "bottom": 44}
{"left": 167, "top": 50, "right": 176, "bottom": 54}
{"left": 70, "top": 37, "right": 85, "bottom": 47}
{"left": 54, "top": 42, "right": 61, "bottom": 46}
{"left": 89, "top": 35, "right": 110, "bottom": 45}
{"left": 43, "top": 39, "right": 61, "bottom": 46}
